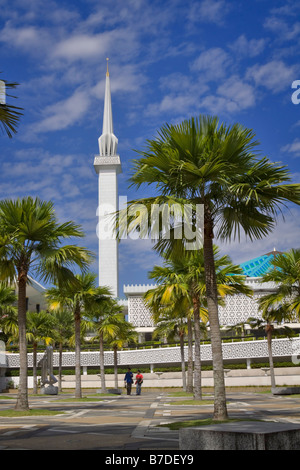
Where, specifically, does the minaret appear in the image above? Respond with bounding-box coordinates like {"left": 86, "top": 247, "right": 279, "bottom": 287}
{"left": 94, "top": 59, "right": 122, "bottom": 298}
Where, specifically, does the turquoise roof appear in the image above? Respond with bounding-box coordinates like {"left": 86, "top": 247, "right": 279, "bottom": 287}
{"left": 239, "top": 251, "right": 280, "bottom": 277}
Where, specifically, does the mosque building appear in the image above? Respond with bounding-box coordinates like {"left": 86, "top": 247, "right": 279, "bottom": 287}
{"left": 12, "top": 66, "right": 298, "bottom": 342}
{"left": 94, "top": 64, "right": 298, "bottom": 342}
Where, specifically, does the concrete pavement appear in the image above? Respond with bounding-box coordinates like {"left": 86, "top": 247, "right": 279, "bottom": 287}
{"left": 0, "top": 388, "right": 300, "bottom": 450}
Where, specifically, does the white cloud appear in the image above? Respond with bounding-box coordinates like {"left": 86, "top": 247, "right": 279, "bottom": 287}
{"left": 229, "top": 35, "right": 267, "bottom": 58}
{"left": 53, "top": 33, "right": 109, "bottom": 61}
{"left": 51, "top": 28, "right": 138, "bottom": 64}
{"left": 281, "top": 139, "right": 300, "bottom": 157}
{"left": 264, "top": 16, "right": 300, "bottom": 41}
{"left": 191, "top": 48, "right": 232, "bottom": 80}
{"left": 246, "top": 60, "right": 297, "bottom": 93}
{"left": 34, "top": 89, "right": 90, "bottom": 133}
{"left": 0, "top": 22, "right": 51, "bottom": 54}
{"left": 217, "top": 75, "right": 256, "bottom": 108}
{"left": 187, "top": 0, "right": 230, "bottom": 25}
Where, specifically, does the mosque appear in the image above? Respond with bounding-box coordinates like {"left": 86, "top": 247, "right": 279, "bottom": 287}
{"left": 20, "top": 64, "right": 299, "bottom": 342}
{"left": 2, "top": 65, "right": 300, "bottom": 394}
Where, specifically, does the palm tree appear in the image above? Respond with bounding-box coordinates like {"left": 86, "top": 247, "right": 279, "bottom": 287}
{"left": 0, "top": 77, "right": 23, "bottom": 138}
{"left": 116, "top": 115, "right": 300, "bottom": 419}
{"left": 106, "top": 315, "right": 138, "bottom": 390}
{"left": 252, "top": 249, "right": 300, "bottom": 391}
{"left": 86, "top": 299, "right": 122, "bottom": 393}
{"left": 0, "top": 282, "right": 17, "bottom": 343}
{"left": 145, "top": 266, "right": 197, "bottom": 393}
{"left": 26, "top": 311, "right": 55, "bottom": 394}
{"left": 48, "top": 309, "right": 74, "bottom": 392}
{"left": 0, "top": 282, "right": 17, "bottom": 314}
{"left": 0, "top": 196, "right": 92, "bottom": 410}
{"left": 147, "top": 247, "right": 251, "bottom": 400}
{"left": 46, "top": 273, "right": 111, "bottom": 398}
{"left": 152, "top": 315, "right": 190, "bottom": 391}
{"left": 241, "top": 314, "right": 294, "bottom": 392}
{"left": 0, "top": 283, "right": 18, "bottom": 345}
{"left": 259, "top": 249, "right": 300, "bottom": 318}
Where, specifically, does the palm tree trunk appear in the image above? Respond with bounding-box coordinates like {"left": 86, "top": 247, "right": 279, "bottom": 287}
{"left": 203, "top": 222, "right": 228, "bottom": 420}
{"left": 74, "top": 302, "right": 81, "bottom": 398}
{"left": 187, "top": 316, "right": 194, "bottom": 393}
{"left": 266, "top": 324, "right": 276, "bottom": 391}
{"left": 113, "top": 346, "right": 118, "bottom": 389}
{"left": 99, "top": 332, "right": 106, "bottom": 393}
{"left": 32, "top": 342, "right": 38, "bottom": 395}
{"left": 179, "top": 330, "right": 187, "bottom": 392}
{"left": 58, "top": 342, "right": 63, "bottom": 393}
{"left": 15, "top": 274, "right": 29, "bottom": 410}
{"left": 193, "top": 295, "right": 202, "bottom": 400}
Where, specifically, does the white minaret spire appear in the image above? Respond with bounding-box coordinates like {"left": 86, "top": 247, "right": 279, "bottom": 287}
{"left": 98, "top": 58, "right": 118, "bottom": 157}
{"left": 94, "top": 59, "right": 122, "bottom": 298}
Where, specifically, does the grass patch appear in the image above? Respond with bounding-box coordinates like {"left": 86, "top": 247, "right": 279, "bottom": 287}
{"left": 0, "top": 409, "right": 65, "bottom": 417}
{"left": 0, "top": 395, "right": 15, "bottom": 400}
{"left": 159, "top": 418, "right": 249, "bottom": 430}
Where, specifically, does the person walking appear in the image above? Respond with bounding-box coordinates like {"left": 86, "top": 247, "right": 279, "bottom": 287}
{"left": 124, "top": 367, "right": 133, "bottom": 395}
{"left": 135, "top": 370, "right": 143, "bottom": 395}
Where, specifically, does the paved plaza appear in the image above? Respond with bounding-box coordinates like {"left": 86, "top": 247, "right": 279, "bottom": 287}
{"left": 0, "top": 389, "right": 300, "bottom": 451}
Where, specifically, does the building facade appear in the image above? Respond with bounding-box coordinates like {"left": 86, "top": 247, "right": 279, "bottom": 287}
{"left": 124, "top": 251, "right": 300, "bottom": 342}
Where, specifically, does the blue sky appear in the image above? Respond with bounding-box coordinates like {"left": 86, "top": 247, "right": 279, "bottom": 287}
{"left": 1, "top": 0, "right": 300, "bottom": 297}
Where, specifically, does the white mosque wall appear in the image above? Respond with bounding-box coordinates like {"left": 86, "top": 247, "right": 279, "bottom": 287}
{"left": 124, "top": 278, "right": 279, "bottom": 329}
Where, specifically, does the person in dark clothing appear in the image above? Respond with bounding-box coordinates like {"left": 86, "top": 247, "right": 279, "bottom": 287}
{"left": 124, "top": 367, "right": 133, "bottom": 395}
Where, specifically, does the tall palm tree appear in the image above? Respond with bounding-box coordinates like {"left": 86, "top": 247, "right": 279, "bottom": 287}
{"left": 253, "top": 249, "right": 300, "bottom": 390}
{"left": 106, "top": 315, "right": 138, "bottom": 390}
{"left": 0, "top": 196, "right": 92, "bottom": 409}
{"left": 26, "top": 311, "right": 55, "bottom": 394}
{"left": 0, "top": 77, "right": 23, "bottom": 138}
{"left": 145, "top": 267, "right": 198, "bottom": 394}
{"left": 152, "top": 315, "right": 190, "bottom": 392}
{"left": 147, "top": 247, "right": 250, "bottom": 399}
{"left": 86, "top": 299, "right": 122, "bottom": 393}
{"left": 48, "top": 309, "right": 74, "bottom": 392}
{"left": 116, "top": 115, "right": 300, "bottom": 419}
{"left": 47, "top": 274, "right": 111, "bottom": 398}
{"left": 241, "top": 314, "right": 294, "bottom": 392}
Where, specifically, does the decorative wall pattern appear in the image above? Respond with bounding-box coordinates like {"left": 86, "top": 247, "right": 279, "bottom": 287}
{"left": 4, "top": 337, "right": 300, "bottom": 368}
{"left": 126, "top": 280, "right": 279, "bottom": 328}
{"left": 128, "top": 296, "right": 154, "bottom": 327}
{"left": 218, "top": 292, "right": 266, "bottom": 326}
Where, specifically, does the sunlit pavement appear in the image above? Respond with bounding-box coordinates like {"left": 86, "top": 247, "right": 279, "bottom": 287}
{"left": 0, "top": 390, "right": 300, "bottom": 450}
